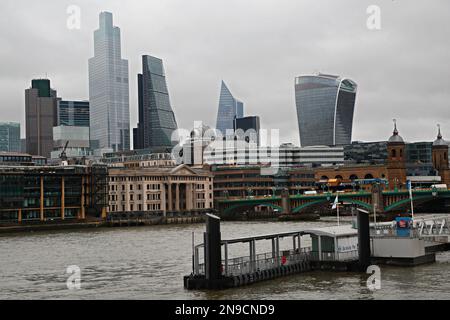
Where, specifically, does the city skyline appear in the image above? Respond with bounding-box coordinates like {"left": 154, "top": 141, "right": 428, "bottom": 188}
{"left": 0, "top": 1, "right": 449, "bottom": 146}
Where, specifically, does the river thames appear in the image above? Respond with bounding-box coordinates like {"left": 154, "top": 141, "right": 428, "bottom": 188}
{"left": 1, "top": 220, "right": 449, "bottom": 300}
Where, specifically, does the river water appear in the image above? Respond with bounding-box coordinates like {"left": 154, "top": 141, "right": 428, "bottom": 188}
{"left": 0, "top": 220, "right": 449, "bottom": 300}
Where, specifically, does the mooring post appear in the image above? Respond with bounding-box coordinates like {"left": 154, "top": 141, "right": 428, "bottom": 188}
{"left": 357, "top": 207, "right": 371, "bottom": 271}
{"left": 271, "top": 238, "right": 276, "bottom": 261}
{"left": 276, "top": 236, "right": 280, "bottom": 266}
{"left": 224, "top": 241, "right": 228, "bottom": 276}
{"left": 204, "top": 213, "right": 222, "bottom": 286}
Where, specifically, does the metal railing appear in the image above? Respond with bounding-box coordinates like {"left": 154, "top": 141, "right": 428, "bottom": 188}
{"left": 308, "top": 250, "right": 359, "bottom": 262}
{"left": 196, "top": 247, "right": 312, "bottom": 277}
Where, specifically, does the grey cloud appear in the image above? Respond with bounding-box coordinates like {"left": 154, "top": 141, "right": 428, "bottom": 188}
{"left": 0, "top": 0, "right": 449, "bottom": 145}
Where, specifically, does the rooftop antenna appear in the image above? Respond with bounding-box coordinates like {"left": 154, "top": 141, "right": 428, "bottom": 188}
{"left": 437, "top": 123, "right": 442, "bottom": 139}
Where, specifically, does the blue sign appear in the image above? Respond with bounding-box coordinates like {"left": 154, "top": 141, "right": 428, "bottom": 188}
{"left": 395, "top": 217, "right": 412, "bottom": 237}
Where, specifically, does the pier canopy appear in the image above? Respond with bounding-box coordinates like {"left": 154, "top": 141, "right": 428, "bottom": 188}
{"left": 303, "top": 225, "right": 358, "bottom": 262}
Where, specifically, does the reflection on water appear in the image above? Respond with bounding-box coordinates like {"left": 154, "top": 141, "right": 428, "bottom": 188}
{"left": 0, "top": 220, "right": 449, "bottom": 300}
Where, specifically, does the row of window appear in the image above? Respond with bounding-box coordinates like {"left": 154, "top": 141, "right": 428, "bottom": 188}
{"left": 109, "top": 176, "right": 211, "bottom": 182}
{"left": 109, "top": 183, "right": 162, "bottom": 191}
{"left": 109, "top": 193, "right": 162, "bottom": 202}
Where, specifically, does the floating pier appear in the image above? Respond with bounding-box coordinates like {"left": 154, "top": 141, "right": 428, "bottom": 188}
{"left": 183, "top": 213, "right": 450, "bottom": 290}
{"left": 184, "top": 211, "right": 369, "bottom": 290}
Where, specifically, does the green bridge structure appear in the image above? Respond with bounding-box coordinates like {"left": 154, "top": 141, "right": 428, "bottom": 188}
{"left": 217, "top": 187, "right": 450, "bottom": 216}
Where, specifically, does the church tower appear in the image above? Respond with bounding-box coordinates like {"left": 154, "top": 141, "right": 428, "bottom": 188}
{"left": 432, "top": 125, "right": 450, "bottom": 185}
{"left": 386, "top": 120, "right": 406, "bottom": 190}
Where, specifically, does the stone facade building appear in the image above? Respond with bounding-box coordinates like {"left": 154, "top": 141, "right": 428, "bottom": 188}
{"left": 107, "top": 164, "right": 214, "bottom": 214}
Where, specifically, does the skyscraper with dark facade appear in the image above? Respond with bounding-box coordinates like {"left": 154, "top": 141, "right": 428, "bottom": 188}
{"left": 295, "top": 73, "right": 357, "bottom": 147}
{"left": 133, "top": 55, "right": 178, "bottom": 150}
{"left": 215, "top": 81, "right": 244, "bottom": 135}
{"left": 233, "top": 116, "right": 260, "bottom": 145}
{"left": 25, "top": 79, "right": 58, "bottom": 158}
{"left": 89, "top": 12, "right": 130, "bottom": 152}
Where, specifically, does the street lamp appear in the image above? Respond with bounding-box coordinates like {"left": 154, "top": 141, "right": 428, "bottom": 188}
{"left": 272, "top": 187, "right": 277, "bottom": 198}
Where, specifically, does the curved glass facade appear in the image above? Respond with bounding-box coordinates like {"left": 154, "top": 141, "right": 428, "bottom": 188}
{"left": 295, "top": 74, "right": 357, "bottom": 147}
{"left": 216, "top": 81, "right": 244, "bottom": 135}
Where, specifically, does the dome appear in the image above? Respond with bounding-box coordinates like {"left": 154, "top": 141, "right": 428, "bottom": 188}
{"left": 433, "top": 126, "right": 447, "bottom": 146}
{"left": 388, "top": 121, "right": 404, "bottom": 143}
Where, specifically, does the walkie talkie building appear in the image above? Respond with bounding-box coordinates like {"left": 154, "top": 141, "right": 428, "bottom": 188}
{"left": 295, "top": 73, "right": 357, "bottom": 147}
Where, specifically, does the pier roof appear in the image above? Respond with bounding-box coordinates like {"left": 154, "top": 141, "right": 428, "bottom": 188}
{"left": 303, "top": 225, "right": 357, "bottom": 238}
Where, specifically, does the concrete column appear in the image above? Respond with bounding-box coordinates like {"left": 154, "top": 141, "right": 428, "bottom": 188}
{"left": 125, "top": 180, "right": 129, "bottom": 212}
{"left": 175, "top": 183, "right": 180, "bottom": 212}
{"left": 18, "top": 209, "right": 22, "bottom": 223}
{"left": 40, "top": 176, "right": 44, "bottom": 221}
{"left": 61, "top": 177, "right": 65, "bottom": 220}
{"left": 186, "top": 183, "right": 192, "bottom": 211}
{"left": 161, "top": 183, "right": 167, "bottom": 216}
{"left": 298, "top": 233, "right": 301, "bottom": 252}
{"left": 168, "top": 183, "right": 173, "bottom": 211}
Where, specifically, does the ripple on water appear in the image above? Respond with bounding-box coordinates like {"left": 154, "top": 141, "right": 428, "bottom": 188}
{"left": 0, "top": 221, "right": 449, "bottom": 299}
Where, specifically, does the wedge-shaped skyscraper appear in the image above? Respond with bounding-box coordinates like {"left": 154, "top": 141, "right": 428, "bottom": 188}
{"left": 89, "top": 12, "right": 130, "bottom": 152}
{"left": 295, "top": 73, "right": 357, "bottom": 147}
{"left": 215, "top": 81, "right": 244, "bottom": 135}
{"left": 133, "top": 55, "right": 178, "bottom": 150}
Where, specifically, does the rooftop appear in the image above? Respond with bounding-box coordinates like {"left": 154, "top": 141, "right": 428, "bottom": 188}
{"left": 303, "top": 224, "right": 357, "bottom": 238}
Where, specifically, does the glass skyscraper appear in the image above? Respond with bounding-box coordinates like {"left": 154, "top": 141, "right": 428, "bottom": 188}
{"left": 56, "top": 100, "right": 90, "bottom": 127}
{"left": 0, "top": 122, "right": 21, "bottom": 152}
{"left": 215, "top": 81, "right": 244, "bottom": 135}
{"left": 88, "top": 12, "right": 130, "bottom": 152}
{"left": 133, "top": 55, "right": 178, "bottom": 150}
{"left": 295, "top": 73, "right": 357, "bottom": 147}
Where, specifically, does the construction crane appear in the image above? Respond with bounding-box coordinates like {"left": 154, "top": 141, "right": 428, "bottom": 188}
{"left": 59, "top": 141, "right": 69, "bottom": 164}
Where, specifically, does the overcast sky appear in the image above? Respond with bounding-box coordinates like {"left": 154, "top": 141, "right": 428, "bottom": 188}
{"left": 1, "top": 0, "right": 449, "bottom": 145}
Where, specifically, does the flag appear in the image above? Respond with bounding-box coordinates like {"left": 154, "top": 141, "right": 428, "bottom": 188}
{"left": 332, "top": 194, "right": 339, "bottom": 210}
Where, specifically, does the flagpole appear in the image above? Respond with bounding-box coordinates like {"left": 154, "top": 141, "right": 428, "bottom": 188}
{"left": 337, "top": 202, "right": 340, "bottom": 226}
{"left": 408, "top": 180, "right": 415, "bottom": 221}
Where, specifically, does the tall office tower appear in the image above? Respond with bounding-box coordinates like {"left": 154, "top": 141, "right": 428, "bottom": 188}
{"left": 295, "top": 73, "right": 357, "bottom": 147}
{"left": 233, "top": 116, "right": 261, "bottom": 145}
{"left": 133, "top": 55, "right": 178, "bottom": 150}
{"left": 25, "top": 79, "right": 58, "bottom": 158}
{"left": 56, "top": 100, "right": 90, "bottom": 127}
{"left": 89, "top": 12, "right": 130, "bottom": 152}
{"left": 215, "top": 81, "right": 244, "bottom": 135}
{"left": 0, "top": 122, "right": 21, "bottom": 152}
